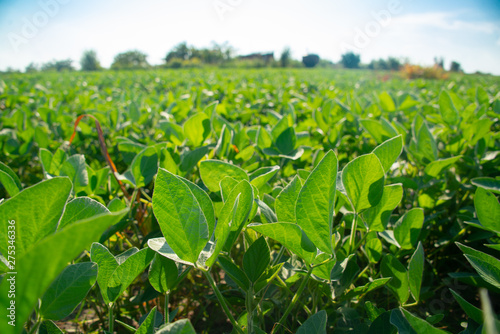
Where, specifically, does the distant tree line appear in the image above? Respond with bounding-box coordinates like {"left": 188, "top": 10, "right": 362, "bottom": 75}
{"left": 3, "top": 42, "right": 465, "bottom": 73}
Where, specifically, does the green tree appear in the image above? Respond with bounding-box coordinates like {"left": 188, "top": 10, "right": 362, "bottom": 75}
{"left": 280, "top": 47, "right": 291, "bottom": 67}
{"left": 165, "top": 42, "right": 191, "bottom": 63}
{"left": 302, "top": 54, "right": 320, "bottom": 68}
{"left": 41, "top": 59, "right": 74, "bottom": 72}
{"left": 450, "top": 61, "right": 462, "bottom": 72}
{"left": 340, "top": 52, "right": 360, "bottom": 69}
{"left": 25, "top": 63, "right": 39, "bottom": 73}
{"left": 80, "top": 50, "right": 101, "bottom": 71}
{"left": 111, "top": 50, "right": 149, "bottom": 70}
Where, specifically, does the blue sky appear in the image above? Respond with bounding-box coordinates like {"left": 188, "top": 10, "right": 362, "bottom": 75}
{"left": 0, "top": 0, "right": 499, "bottom": 74}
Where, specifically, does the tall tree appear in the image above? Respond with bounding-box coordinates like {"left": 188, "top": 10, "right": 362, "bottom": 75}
{"left": 111, "top": 50, "right": 150, "bottom": 70}
{"left": 340, "top": 52, "right": 360, "bottom": 69}
{"left": 280, "top": 47, "right": 291, "bottom": 67}
{"left": 80, "top": 50, "right": 101, "bottom": 71}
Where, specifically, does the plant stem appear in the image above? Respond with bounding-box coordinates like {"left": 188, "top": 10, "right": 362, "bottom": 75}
{"left": 349, "top": 213, "right": 358, "bottom": 254}
{"left": 246, "top": 284, "right": 254, "bottom": 334}
{"left": 203, "top": 270, "right": 244, "bottom": 334}
{"left": 108, "top": 303, "right": 114, "bottom": 333}
{"left": 271, "top": 246, "right": 285, "bottom": 267}
{"left": 272, "top": 266, "right": 314, "bottom": 334}
{"left": 165, "top": 291, "right": 170, "bottom": 324}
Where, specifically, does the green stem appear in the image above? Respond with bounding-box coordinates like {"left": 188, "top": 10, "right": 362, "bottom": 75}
{"left": 272, "top": 266, "right": 314, "bottom": 334}
{"left": 246, "top": 284, "right": 254, "bottom": 334}
{"left": 109, "top": 303, "right": 114, "bottom": 333}
{"left": 165, "top": 292, "right": 170, "bottom": 324}
{"left": 203, "top": 270, "right": 244, "bottom": 334}
{"left": 349, "top": 213, "right": 358, "bottom": 254}
{"left": 271, "top": 246, "right": 285, "bottom": 267}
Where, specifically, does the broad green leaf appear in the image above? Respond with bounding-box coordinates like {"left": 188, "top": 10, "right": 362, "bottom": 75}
{"left": 362, "top": 184, "right": 403, "bottom": 232}
{"left": 372, "top": 135, "right": 403, "bottom": 173}
{"left": 179, "top": 145, "right": 211, "bottom": 173}
{"left": 343, "top": 277, "right": 391, "bottom": 301}
{"left": 58, "top": 197, "right": 109, "bottom": 230}
{"left": 368, "top": 311, "right": 396, "bottom": 334}
{"left": 249, "top": 223, "right": 317, "bottom": 265}
{"left": 416, "top": 122, "right": 437, "bottom": 163}
{"left": 456, "top": 243, "right": 500, "bottom": 289}
{"left": 360, "top": 118, "right": 398, "bottom": 144}
{"left": 342, "top": 153, "right": 385, "bottom": 213}
{"left": 40, "top": 262, "right": 98, "bottom": 320}
{"left": 256, "top": 126, "right": 273, "bottom": 150}
{"left": 205, "top": 180, "right": 253, "bottom": 268}
{"left": 39, "top": 320, "right": 64, "bottom": 334}
{"left": 118, "top": 138, "right": 146, "bottom": 164}
{"left": 249, "top": 166, "right": 279, "bottom": 191}
{"left": 424, "top": 156, "right": 462, "bottom": 178}
{"left": 400, "top": 308, "right": 450, "bottom": 333}
{"left": 156, "top": 319, "right": 196, "bottom": 334}
{"left": 379, "top": 92, "right": 396, "bottom": 112}
{"left": 179, "top": 177, "right": 216, "bottom": 237}
{"left": 107, "top": 247, "right": 155, "bottom": 302}
{"left": 263, "top": 147, "right": 304, "bottom": 160}
{"left": 0, "top": 161, "right": 21, "bottom": 195}
{"left": 183, "top": 113, "right": 211, "bottom": 147}
{"left": 203, "top": 100, "right": 219, "bottom": 118}
{"left": 271, "top": 116, "right": 297, "bottom": 154}
{"left": 275, "top": 127, "right": 297, "bottom": 155}
{"left": 0, "top": 170, "right": 20, "bottom": 197}
{"left": 136, "top": 306, "right": 159, "bottom": 334}
{"left": 394, "top": 208, "right": 424, "bottom": 250}
{"left": 312, "top": 253, "right": 335, "bottom": 280}
{"left": 257, "top": 199, "right": 277, "bottom": 224}
{"left": 148, "top": 238, "right": 195, "bottom": 266}
{"left": 450, "top": 289, "right": 483, "bottom": 324}
{"left": 296, "top": 310, "right": 327, "bottom": 334}
{"left": 243, "top": 236, "right": 270, "bottom": 283}
{"left": 408, "top": 242, "right": 424, "bottom": 302}
{"left": 275, "top": 175, "right": 301, "bottom": 223}
{"left": 0, "top": 177, "right": 72, "bottom": 257}
{"left": 90, "top": 243, "right": 119, "bottom": 305}
{"left": 130, "top": 146, "right": 159, "bottom": 188}
{"left": 0, "top": 209, "right": 127, "bottom": 332}
{"left": 474, "top": 187, "right": 500, "bottom": 233}
{"left": 381, "top": 254, "right": 410, "bottom": 304}
{"left": 439, "top": 91, "right": 459, "bottom": 125}
{"left": 390, "top": 308, "right": 416, "bottom": 334}
{"left": 464, "top": 255, "right": 500, "bottom": 289}
{"left": 60, "top": 154, "right": 88, "bottom": 189}
{"left": 215, "top": 124, "right": 231, "bottom": 157}
{"left": 159, "top": 121, "right": 184, "bottom": 146}
{"left": 148, "top": 253, "right": 181, "bottom": 293}
{"left": 153, "top": 168, "right": 209, "bottom": 264}
{"left": 218, "top": 256, "right": 250, "bottom": 291}
{"left": 331, "top": 254, "right": 359, "bottom": 298}
{"left": 366, "top": 238, "right": 383, "bottom": 263}
{"left": 199, "top": 160, "right": 248, "bottom": 192}
{"left": 472, "top": 177, "right": 500, "bottom": 194}
{"left": 220, "top": 176, "right": 239, "bottom": 202}
{"left": 296, "top": 150, "right": 338, "bottom": 254}
{"left": 40, "top": 148, "right": 67, "bottom": 176}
